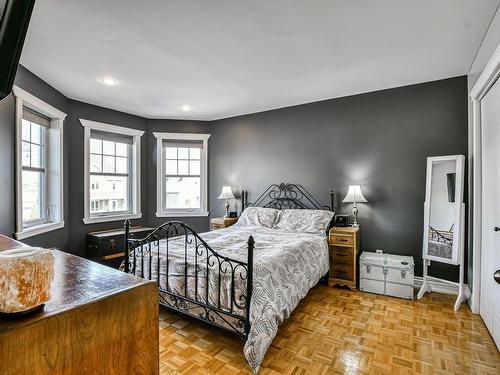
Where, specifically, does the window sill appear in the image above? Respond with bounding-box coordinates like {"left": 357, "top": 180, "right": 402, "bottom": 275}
{"left": 15, "top": 221, "right": 65, "bottom": 240}
{"left": 156, "top": 211, "right": 209, "bottom": 218}
{"left": 82, "top": 213, "right": 142, "bottom": 224}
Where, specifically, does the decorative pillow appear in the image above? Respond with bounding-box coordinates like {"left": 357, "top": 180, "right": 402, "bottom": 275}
{"left": 236, "top": 207, "right": 279, "bottom": 228}
{"left": 274, "top": 209, "right": 335, "bottom": 234}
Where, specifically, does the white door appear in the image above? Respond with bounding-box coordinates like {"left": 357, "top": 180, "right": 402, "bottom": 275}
{"left": 481, "top": 75, "right": 500, "bottom": 350}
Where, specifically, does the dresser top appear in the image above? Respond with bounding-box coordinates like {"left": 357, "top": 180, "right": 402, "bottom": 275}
{"left": 330, "top": 226, "right": 360, "bottom": 234}
{"left": 211, "top": 217, "right": 238, "bottom": 224}
{"left": 0, "top": 235, "right": 152, "bottom": 332}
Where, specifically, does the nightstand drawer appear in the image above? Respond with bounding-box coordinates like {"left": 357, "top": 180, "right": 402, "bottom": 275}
{"left": 329, "top": 234, "right": 354, "bottom": 246}
{"left": 331, "top": 263, "right": 354, "bottom": 281}
{"left": 330, "top": 247, "right": 354, "bottom": 264}
{"left": 210, "top": 223, "right": 224, "bottom": 230}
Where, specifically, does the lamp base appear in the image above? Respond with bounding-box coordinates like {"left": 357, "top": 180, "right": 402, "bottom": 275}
{"left": 352, "top": 204, "right": 359, "bottom": 227}
{"left": 224, "top": 200, "right": 230, "bottom": 218}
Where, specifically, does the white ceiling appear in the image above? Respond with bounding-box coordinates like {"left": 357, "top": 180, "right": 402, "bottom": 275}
{"left": 20, "top": 0, "right": 499, "bottom": 120}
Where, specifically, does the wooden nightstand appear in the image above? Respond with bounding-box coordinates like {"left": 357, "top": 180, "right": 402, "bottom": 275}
{"left": 210, "top": 217, "right": 238, "bottom": 230}
{"left": 328, "top": 226, "right": 360, "bottom": 289}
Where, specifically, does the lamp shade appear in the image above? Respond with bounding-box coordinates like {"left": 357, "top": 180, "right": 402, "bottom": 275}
{"left": 342, "top": 185, "right": 367, "bottom": 203}
{"left": 218, "top": 186, "right": 235, "bottom": 200}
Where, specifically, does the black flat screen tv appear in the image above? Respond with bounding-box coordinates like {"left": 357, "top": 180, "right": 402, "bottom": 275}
{"left": 0, "top": 0, "right": 36, "bottom": 100}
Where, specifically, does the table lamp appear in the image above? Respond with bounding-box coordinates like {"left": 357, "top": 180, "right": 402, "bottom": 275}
{"left": 342, "top": 185, "right": 367, "bottom": 228}
{"left": 218, "top": 186, "right": 235, "bottom": 217}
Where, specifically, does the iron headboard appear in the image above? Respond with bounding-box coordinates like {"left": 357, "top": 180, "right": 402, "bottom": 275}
{"left": 242, "top": 183, "right": 334, "bottom": 212}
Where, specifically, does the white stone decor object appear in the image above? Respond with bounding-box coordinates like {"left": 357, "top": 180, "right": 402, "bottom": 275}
{"left": 0, "top": 247, "right": 55, "bottom": 314}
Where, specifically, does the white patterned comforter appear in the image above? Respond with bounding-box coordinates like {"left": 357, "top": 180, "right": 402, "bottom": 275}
{"left": 128, "top": 225, "right": 329, "bottom": 373}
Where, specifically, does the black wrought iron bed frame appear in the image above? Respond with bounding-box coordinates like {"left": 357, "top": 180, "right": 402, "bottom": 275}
{"left": 123, "top": 183, "right": 334, "bottom": 338}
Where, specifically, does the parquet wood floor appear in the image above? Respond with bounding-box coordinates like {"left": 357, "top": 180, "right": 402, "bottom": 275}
{"left": 158, "top": 286, "right": 500, "bottom": 374}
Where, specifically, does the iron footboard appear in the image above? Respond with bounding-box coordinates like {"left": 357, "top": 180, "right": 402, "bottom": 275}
{"left": 123, "top": 220, "right": 254, "bottom": 338}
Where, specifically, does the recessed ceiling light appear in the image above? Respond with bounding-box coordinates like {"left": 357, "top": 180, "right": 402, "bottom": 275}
{"left": 181, "top": 105, "right": 192, "bottom": 111}
{"left": 99, "top": 77, "right": 118, "bottom": 86}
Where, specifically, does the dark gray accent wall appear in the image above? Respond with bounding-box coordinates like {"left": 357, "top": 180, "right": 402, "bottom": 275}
{"left": 0, "top": 66, "right": 469, "bottom": 282}
{"left": 0, "top": 65, "right": 69, "bottom": 250}
{"left": 209, "top": 77, "right": 468, "bottom": 281}
{"left": 66, "top": 100, "right": 148, "bottom": 255}
{"left": 146, "top": 119, "right": 211, "bottom": 232}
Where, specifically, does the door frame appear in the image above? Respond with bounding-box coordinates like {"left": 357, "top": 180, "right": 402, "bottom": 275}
{"left": 470, "top": 43, "right": 500, "bottom": 314}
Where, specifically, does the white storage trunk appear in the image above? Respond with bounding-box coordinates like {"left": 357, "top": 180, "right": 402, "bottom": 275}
{"left": 359, "top": 252, "right": 415, "bottom": 299}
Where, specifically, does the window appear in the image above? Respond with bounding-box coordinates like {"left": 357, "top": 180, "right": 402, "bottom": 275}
{"left": 21, "top": 114, "right": 47, "bottom": 225}
{"left": 89, "top": 133, "right": 131, "bottom": 216}
{"left": 81, "top": 119, "right": 144, "bottom": 224}
{"left": 154, "top": 133, "right": 210, "bottom": 217}
{"left": 13, "top": 86, "right": 66, "bottom": 240}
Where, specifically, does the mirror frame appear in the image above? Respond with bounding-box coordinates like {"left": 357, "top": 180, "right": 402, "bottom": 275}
{"left": 422, "top": 155, "right": 465, "bottom": 265}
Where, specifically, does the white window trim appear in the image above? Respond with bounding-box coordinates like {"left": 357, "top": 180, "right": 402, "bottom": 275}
{"left": 13, "top": 86, "right": 66, "bottom": 240}
{"left": 153, "top": 132, "right": 210, "bottom": 217}
{"left": 80, "top": 119, "right": 144, "bottom": 224}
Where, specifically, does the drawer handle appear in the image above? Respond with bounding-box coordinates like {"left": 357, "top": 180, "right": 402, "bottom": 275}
{"left": 336, "top": 238, "right": 348, "bottom": 242}
{"left": 335, "top": 253, "right": 348, "bottom": 257}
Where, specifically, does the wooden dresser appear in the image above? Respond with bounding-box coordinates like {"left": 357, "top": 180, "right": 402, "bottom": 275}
{"left": 0, "top": 235, "right": 159, "bottom": 375}
{"left": 328, "top": 226, "right": 360, "bottom": 289}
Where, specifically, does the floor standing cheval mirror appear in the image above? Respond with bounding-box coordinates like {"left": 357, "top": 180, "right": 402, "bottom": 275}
{"left": 418, "top": 155, "right": 467, "bottom": 310}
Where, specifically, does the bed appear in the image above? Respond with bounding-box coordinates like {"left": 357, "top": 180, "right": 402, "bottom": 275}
{"left": 122, "top": 183, "right": 335, "bottom": 372}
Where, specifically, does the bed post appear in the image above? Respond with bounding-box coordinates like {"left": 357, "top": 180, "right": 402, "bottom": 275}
{"left": 124, "top": 219, "right": 130, "bottom": 273}
{"left": 330, "top": 190, "right": 335, "bottom": 211}
{"left": 245, "top": 235, "right": 255, "bottom": 336}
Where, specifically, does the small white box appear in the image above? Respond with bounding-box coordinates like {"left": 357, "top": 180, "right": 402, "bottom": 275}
{"left": 359, "top": 252, "right": 414, "bottom": 299}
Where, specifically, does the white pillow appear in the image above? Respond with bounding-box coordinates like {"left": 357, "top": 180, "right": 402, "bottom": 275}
{"left": 236, "top": 207, "right": 279, "bottom": 228}
{"left": 274, "top": 209, "right": 335, "bottom": 234}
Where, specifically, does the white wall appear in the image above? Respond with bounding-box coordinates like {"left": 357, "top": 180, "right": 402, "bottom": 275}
{"left": 469, "top": 6, "right": 500, "bottom": 89}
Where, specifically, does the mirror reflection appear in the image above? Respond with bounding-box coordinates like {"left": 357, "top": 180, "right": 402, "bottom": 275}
{"left": 427, "top": 160, "right": 456, "bottom": 260}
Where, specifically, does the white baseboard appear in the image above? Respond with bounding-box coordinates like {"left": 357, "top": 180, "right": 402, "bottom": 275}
{"left": 413, "top": 276, "right": 471, "bottom": 297}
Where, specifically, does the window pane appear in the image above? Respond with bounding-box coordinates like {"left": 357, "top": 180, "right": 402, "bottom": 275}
{"left": 178, "top": 147, "right": 188, "bottom": 159}
{"left": 90, "top": 154, "right": 102, "bottom": 173}
{"left": 90, "top": 138, "right": 102, "bottom": 154}
{"left": 31, "top": 144, "right": 43, "bottom": 168}
{"left": 31, "top": 123, "right": 43, "bottom": 145}
{"left": 190, "top": 148, "right": 200, "bottom": 159}
{"left": 22, "top": 141, "right": 31, "bottom": 167}
{"left": 189, "top": 160, "right": 200, "bottom": 175}
{"left": 103, "top": 155, "right": 115, "bottom": 173}
{"left": 22, "top": 120, "right": 31, "bottom": 141}
{"left": 116, "top": 156, "right": 128, "bottom": 174}
{"left": 116, "top": 142, "right": 128, "bottom": 157}
{"left": 22, "top": 170, "right": 42, "bottom": 222}
{"left": 90, "top": 175, "right": 129, "bottom": 214}
{"left": 102, "top": 140, "right": 115, "bottom": 155}
{"left": 166, "top": 177, "right": 200, "bottom": 209}
{"left": 166, "top": 147, "right": 177, "bottom": 159}
{"left": 178, "top": 160, "right": 188, "bottom": 175}
{"left": 166, "top": 159, "right": 177, "bottom": 175}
